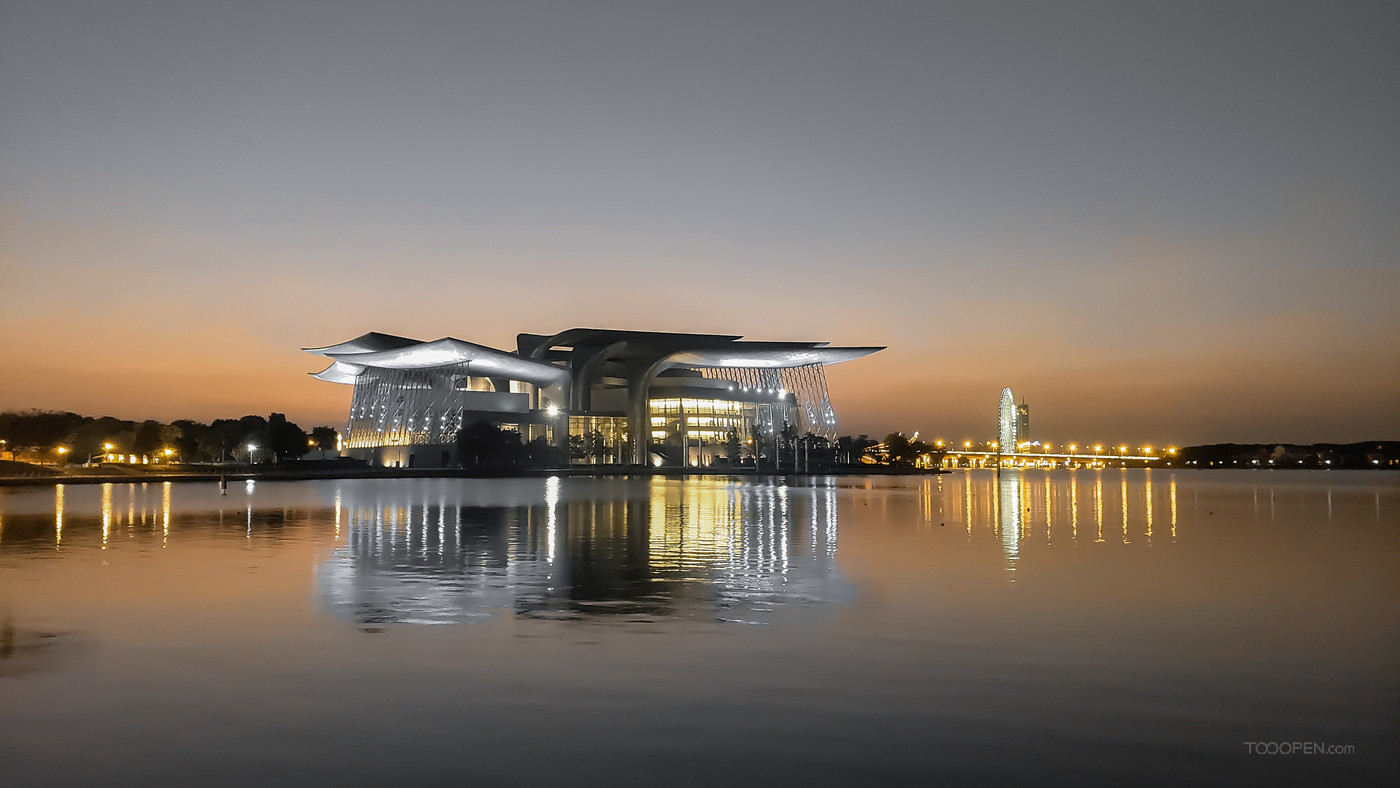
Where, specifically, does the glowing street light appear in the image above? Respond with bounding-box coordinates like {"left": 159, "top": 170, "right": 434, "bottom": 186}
{"left": 247, "top": 443, "right": 258, "bottom": 464}
{"left": 104, "top": 443, "right": 114, "bottom": 451}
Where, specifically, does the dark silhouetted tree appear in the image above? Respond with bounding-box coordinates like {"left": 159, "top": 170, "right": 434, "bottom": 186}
{"left": 723, "top": 429, "right": 741, "bottom": 463}
{"left": 170, "top": 419, "right": 208, "bottom": 462}
{"left": 310, "top": 426, "right": 338, "bottom": 459}
{"left": 0, "top": 410, "right": 89, "bottom": 451}
{"left": 584, "top": 430, "right": 609, "bottom": 463}
{"left": 267, "top": 413, "right": 308, "bottom": 463}
{"left": 457, "top": 421, "right": 509, "bottom": 467}
{"left": 133, "top": 420, "right": 163, "bottom": 456}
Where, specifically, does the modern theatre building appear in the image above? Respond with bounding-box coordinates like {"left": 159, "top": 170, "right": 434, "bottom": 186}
{"left": 305, "top": 328, "right": 881, "bottom": 468}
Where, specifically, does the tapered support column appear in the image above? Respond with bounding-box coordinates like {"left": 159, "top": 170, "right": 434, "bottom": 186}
{"left": 570, "top": 341, "right": 627, "bottom": 412}
{"left": 627, "top": 356, "right": 677, "bottom": 465}
{"left": 628, "top": 371, "right": 650, "bottom": 466}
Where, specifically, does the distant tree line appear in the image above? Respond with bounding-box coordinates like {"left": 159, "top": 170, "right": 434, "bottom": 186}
{"left": 0, "top": 409, "right": 339, "bottom": 464}
{"left": 1176, "top": 442, "right": 1400, "bottom": 470}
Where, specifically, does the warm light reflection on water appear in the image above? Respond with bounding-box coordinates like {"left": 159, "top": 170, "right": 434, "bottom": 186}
{"left": 100, "top": 482, "right": 111, "bottom": 549}
{"left": 1095, "top": 475, "right": 1104, "bottom": 542}
{"left": 1122, "top": 477, "right": 1130, "bottom": 543}
{"left": 940, "top": 471, "right": 1187, "bottom": 553}
{"left": 0, "top": 472, "right": 1396, "bottom": 784}
{"left": 1145, "top": 473, "right": 1154, "bottom": 539}
{"left": 1071, "top": 474, "right": 1078, "bottom": 539}
{"left": 161, "top": 481, "right": 171, "bottom": 547}
{"left": 53, "top": 484, "right": 63, "bottom": 547}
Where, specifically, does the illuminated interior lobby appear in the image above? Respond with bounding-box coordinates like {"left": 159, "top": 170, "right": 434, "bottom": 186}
{"left": 305, "top": 328, "right": 882, "bottom": 468}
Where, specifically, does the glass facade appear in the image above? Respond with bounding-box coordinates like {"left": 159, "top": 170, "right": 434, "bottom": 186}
{"left": 648, "top": 396, "right": 796, "bottom": 467}
{"left": 568, "top": 414, "right": 630, "bottom": 464}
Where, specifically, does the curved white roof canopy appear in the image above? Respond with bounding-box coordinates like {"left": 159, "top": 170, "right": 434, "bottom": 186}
{"left": 307, "top": 337, "right": 569, "bottom": 387}
{"left": 310, "top": 360, "right": 368, "bottom": 384}
{"left": 303, "top": 332, "right": 422, "bottom": 355}
{"left": 664, "top": 344, "right": 884, "bottom": 370}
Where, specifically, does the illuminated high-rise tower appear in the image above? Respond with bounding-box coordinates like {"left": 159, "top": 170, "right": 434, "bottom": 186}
{"left": 996, "top": 386, "right": 1019, "bottom": 450}
{"left": 998, "top": 387, "right": 1029, "bottom": 451}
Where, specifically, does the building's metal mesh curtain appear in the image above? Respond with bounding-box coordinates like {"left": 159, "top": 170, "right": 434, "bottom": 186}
{"left": 346, "top": 365, "right": 478, "bottom": 449}
{"left": 697, "top": 363, "right": 838, "bottom": 438}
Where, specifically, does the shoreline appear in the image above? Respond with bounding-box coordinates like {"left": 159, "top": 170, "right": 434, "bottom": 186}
{"left": 0, "top": 464, "right": 949, "bottom": 488}
{"left": 3, "top": 464, "right": 1395, "bottom": 489}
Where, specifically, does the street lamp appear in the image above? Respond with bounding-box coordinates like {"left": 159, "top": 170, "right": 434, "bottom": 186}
{"left": 247, "top": 443, "right": 258, "bottom": 464}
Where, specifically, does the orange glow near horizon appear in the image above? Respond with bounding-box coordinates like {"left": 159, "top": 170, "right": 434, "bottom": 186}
{"left": 1, "top": 3, "right": 1396, "bottom": 445}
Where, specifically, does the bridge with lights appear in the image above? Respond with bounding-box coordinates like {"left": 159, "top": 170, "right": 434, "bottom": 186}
{"left": 937, "top": 442, "right": 1177, "bottom": 469}
{"left": 936, "top": 388, "right": 1177, "bottom": 468}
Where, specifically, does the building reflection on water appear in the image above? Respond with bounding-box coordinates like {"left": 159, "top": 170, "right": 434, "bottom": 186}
{"left": 2, "top": 471, "right": 1390, "bottom": 605}
{"left": 316, "top": 477, "right": 850, "bottom": 626}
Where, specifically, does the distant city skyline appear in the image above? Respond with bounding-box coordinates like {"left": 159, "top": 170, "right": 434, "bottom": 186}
{"left": 2, "top": 1, "right": 1397, "bottom": 444}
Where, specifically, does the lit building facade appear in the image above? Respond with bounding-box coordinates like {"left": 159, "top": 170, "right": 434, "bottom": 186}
{"left": 305, "top": 329, "right": 881, "bottom": 467}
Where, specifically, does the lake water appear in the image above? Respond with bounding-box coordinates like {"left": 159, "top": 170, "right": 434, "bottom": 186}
{"left": 1, "top": 471, "right": 1396, "bottom": 785}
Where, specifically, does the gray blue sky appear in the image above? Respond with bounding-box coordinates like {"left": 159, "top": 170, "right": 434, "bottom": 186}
{"left": 2, "top": 0, "right": 1397, "bottom": 443}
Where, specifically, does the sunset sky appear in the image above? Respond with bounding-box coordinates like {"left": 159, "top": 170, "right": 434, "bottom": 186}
{"left": 2, "top": 1, "right": 1396, "bottom": 445}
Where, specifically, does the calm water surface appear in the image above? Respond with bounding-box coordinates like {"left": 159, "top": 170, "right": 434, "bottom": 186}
{"left": 1, "top": 471, "right": 1396, "bottom": 785}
